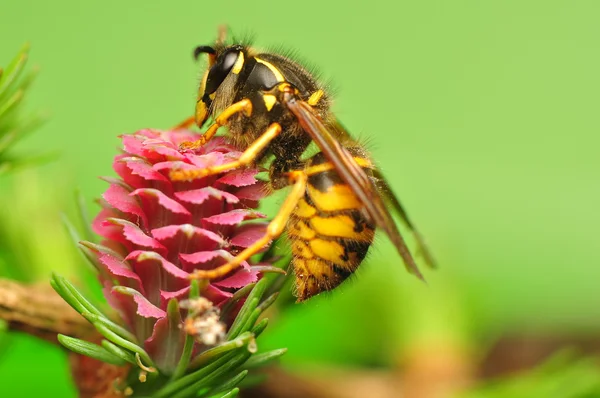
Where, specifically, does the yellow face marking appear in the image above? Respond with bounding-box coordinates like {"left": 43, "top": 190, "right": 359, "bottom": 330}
{"left": 294, "top": 198, "right": 317, "bottom": 218}
{"left": 195, "top": 71, "right": 210, "bottom": 125}
{"left": 232, "top": 52, "right": 245, "bottom": 74}
{"left": 209, "top": 92, "right": 216, "bottom": 100}
{"left": 288, "top": 220, "right": 316, "bottom": 240}
{"left": 307, "top": 89, "right": 324, "bottom": 106}
{"left": 310, "top": 215, "right": 374, "bottom": 241}
{"left": 307, "top": 184, "right": 362, "bottom": 212}
{"left": 195, "top": 100, "right": 208, "bottom": 126}
{"left": 255, "top": 57, "right": 285, "bottom": 82}
{"left": 304, "top": 157, "right": 372, "bottom": 176}
{"left": 309, "top": 239, "right": 346, "bottom": 266}
{"left": 262, "top": 94, "right": 277, "bottom": 111}
{"left": 198, "top": 70, "right": 209, "bottom": 99}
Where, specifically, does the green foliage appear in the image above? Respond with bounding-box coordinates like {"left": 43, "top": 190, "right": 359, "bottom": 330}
{"left": 462, "top": 351, "right": 600, "bottom": 398}
{"left": 0, "top": 44, "right": 46, "bottom": 174}
{"left": 1, "top": 44, "right": 288, "bottom": 398}
{"left": 58, "top": 334, "right": 128, "bottom": 366}
{"left": 51, "top": 272, "right": 287, "bottom": 397}
{"left": 0, "top": 176, "right": 84, "bottom": 284}
{"left": 0, "top": 46, "right": 84, "bottom": 397}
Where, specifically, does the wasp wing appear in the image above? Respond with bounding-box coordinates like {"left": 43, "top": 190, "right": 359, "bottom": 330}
{"left": 284, "top": 96, "right": 425, "bottom": 280}
{"left": 372, "top": 169, "right": 437, "bottom": 269}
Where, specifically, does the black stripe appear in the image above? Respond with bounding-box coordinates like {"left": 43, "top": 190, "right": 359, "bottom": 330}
{"left": 307, "top": 169, "right": 343, "bottom": 192}
{"left": 332, "top": 264, "right": 352, "bottom": 280}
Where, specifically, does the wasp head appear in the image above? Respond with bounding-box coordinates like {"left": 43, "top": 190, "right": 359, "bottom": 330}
{"left": 193, "top": 44, "right": 245, "bottom": 127}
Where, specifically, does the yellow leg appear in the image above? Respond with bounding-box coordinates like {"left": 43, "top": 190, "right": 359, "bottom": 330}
{"left": 179, "top": 99, "right": 253, "bottom": 151}
{"left": 188, "top": 171, "right": 307, "bottom": 280}
{"left": 172, "top": 116, "right": 196, "bottom": 130}
{"left": 170, "top": 122, "right": 281, "bottom": 181}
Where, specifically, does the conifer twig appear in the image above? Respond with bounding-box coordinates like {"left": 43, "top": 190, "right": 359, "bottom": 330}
{"left": 0, "top": 278, "right": 93, "bottom": 344}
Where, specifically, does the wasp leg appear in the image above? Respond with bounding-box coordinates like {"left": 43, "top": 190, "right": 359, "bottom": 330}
{"left": 188, "top": 170, "right": 307, "bottom": 281}
{"left": 171, "top": 122, "right": 281, "bottom": 181}
{"left": 179, "top": 99, "right": 253, "bottom": 151}
{"left": 172, "top": 116, "right": 196, "bottom": 130}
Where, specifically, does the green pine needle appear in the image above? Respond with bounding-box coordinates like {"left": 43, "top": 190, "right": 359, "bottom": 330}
{"left": 50, "top": 273, "right": 104, "bottom": 317}
{"left": 199, "top": 370, "right": 248, "bottom": 398}
{"left": 58, "top": 334, "right": 126, "bottom": 366}
{"left": 60, "top": 213, "right": 98, "bottom": 274}
{"left": 251, "top": 318, "right": 269, "bottom": 338}
{"left": 0, "top": 44, "right": 48, "bottom": 173}
{"left": 170, "top": 351, "right": 251, "bottom": 398}
{"left": 51, "top": 251, "right": 287, "bottom": 396}
{"left": 227, "top": 273, "right": 279, "bottom": 339}
{"left": 216, "top": 388, "right": 240, "bottom": 398}
{"left": 75, "top": 188, "right": 95, "bottom": 242}
{"left": 81, "top": 313, "right": 139, "bottom": 345}
{"left": 101, "top": 340, "right": 138, "bottom": 365}
{"left": 189, "top": 332, "right": 255, "bottom": 371}
{"left": 244, "top": 348, "right": 288, "bottom": 369}
{"left": 154, "top": 350, "right": 241, "bottom": 398}
{"left": 94, "top": 323, "right": 154, "bottom": 369}
{"left": 220, "top": 283, "right": 255, "bottom": 319}
{"left": 171, "top": 281, "right": 201, "bottom": 381}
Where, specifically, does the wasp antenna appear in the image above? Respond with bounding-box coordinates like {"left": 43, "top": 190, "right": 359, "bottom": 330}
{"left": 193, "top": 45, "right": 216, "bottom": 60}
{"left": 217, "top": 25, "right": 228, "bottom": 45}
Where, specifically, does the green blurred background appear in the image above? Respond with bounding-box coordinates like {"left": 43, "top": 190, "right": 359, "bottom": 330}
{"left": 1, "top": 0, "right": 600, "bottom": 396}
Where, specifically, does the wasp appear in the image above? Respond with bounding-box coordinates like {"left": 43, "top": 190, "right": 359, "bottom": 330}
{"left": 171, "top": 31, "right": 436, "bottom": 301}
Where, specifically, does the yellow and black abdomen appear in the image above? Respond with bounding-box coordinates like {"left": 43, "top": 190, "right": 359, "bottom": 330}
{"left": 288, "top": 153, "right": 376, "bottom": 301}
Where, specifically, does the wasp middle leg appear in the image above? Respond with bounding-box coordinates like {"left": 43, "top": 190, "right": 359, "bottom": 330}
{"left": 170, "top": 122, "right": 282, "bottom": 181}
{"left": 188, "top": 170, "right": 307, "bottom": 280}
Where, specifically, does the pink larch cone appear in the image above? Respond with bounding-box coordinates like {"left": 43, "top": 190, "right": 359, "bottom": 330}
{"left": 82, "top": 129, "right": 271, "bottom": 373}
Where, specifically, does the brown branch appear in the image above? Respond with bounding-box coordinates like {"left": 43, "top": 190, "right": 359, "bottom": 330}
{"left": 0, "top": 278, "right": 130, "bottom": 397}
{"left": 244, "top": 367, "right": 402, "bottom": 398}
{"left": 244, "top": 345, "right": 474, "bottom": 398}
{"left": 0, "top": 278, "right": 94, "bottom": 344}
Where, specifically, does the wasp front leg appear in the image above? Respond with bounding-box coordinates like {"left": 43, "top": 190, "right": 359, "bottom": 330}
{"left": 170, "top": 122, "right": 282, "bottom": 181}
{"left": 188, "top": 170, "right": 307, "bottom": 281}
{"left": 179, "top": 98, "right": 253, "bottom": 151}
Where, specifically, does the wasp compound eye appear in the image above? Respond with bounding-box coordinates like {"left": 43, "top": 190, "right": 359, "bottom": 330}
{"left": 193, "top": 45, "right": 216, "bottom": 60}
{"left": 204, "top": 50, "right": 240, "bottom": 96}
{"left": 221, "top": 50, "right": 239, "bottom": 72}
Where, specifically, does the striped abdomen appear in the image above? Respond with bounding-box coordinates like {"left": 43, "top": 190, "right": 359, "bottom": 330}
{"left": 288, "top": 153, "right": 375, "bottom": 301}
